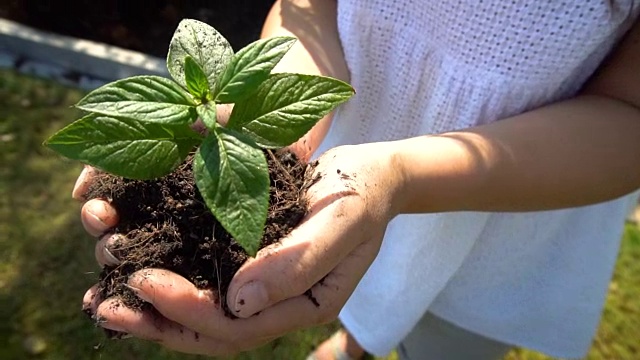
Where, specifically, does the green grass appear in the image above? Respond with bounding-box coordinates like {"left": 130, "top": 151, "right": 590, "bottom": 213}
{"left": 0, "top": 69, "right": 638, "bottom": 360}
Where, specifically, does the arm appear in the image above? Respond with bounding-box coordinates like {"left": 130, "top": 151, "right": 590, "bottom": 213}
{"left": 393, "top": 20, "right": 640, "bottom": 214}
{"left": 262, "top": 0, "right": 350, "bottom": 161}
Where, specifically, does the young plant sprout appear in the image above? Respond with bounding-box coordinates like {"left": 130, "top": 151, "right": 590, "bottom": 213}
{"left": 44, "top": 19, "right": 354, "bottom": 256}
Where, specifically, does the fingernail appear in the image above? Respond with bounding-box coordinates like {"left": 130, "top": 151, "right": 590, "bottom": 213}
{"left": 124, "top": 284, "right": 153, "bottom": 304}
{"left": 107, "top": 331, "right": 133, "bottom": 340}
{"left": 82, "top": 303, "right": 93, "bottom": 318}
{"left": 81, "top": 295, "right": 93, "bottom": 312}
{"left": 96, "top": 314, "right": 127, "bottom": 333}
{"left": 82, "top": 199, "right": 118, "bottom": 236}
{"left": 99, "top": 234, "right": 123, "bottom": 266}
{"left": 100, "top": 321, "right": 127, "bottom": 333}
{"left": 72, "top": 166, "right": 88, "bottom": 199}
{"left": 82, "top": 211, "right": 107, "bottom": 237}
{"left": 72, "top": 166, "right": 95, "bottom": 200}
{"left": 103, "top": 247, "right": 121, "bottom": 266}
{"left": 233, "top": 281, "right": 268, "bottom": 316}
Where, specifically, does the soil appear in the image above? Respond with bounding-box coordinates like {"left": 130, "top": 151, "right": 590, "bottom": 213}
{"left": 85, "top": 150, "right": 311, "bottom": 318}
{"left": 0, "top": 0, "right": 275, "bottom": 54}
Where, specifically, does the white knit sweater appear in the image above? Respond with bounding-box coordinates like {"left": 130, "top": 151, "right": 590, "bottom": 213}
{"left": 313, "top": 0, "right": 640, "bottom": 358}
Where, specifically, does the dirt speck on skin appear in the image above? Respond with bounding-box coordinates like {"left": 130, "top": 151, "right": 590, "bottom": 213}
{"left": 86, "top": 150, "right": 310, "bottom": 316}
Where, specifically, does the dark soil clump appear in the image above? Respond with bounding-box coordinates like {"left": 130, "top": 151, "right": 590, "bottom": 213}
{"left": 86, "top": 150, "right": 308, "bottom": 315}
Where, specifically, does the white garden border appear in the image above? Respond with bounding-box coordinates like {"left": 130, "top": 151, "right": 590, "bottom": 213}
{"left": 0, "top": 18, "right": 168, "bottom": 89}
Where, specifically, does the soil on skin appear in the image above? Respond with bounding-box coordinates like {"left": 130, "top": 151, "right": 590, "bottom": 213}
{"left": 86, "top": 150, "right": 310, "bottom": 317}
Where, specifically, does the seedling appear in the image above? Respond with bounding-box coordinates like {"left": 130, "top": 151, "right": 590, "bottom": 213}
{"left": 44, "top": 19, "right": 354, "bottom": 256}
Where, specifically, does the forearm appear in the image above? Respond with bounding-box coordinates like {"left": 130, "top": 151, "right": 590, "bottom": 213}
{"left": 262, "top": 0, "right": 348, "bottom": 80}
{"left": 262, "top": 0, "right": 349, "bottom": 160}
{"left": 393, "top": 95, "right": 640, "bottom": 214}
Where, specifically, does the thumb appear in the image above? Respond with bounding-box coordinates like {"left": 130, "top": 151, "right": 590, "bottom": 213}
{"left": 226, "top": 190, "right": 364, "bottom": 318}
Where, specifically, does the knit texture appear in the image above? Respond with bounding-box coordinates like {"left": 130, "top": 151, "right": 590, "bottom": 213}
{"left": 311, "top": 0, "right": 640, "bottom": 357}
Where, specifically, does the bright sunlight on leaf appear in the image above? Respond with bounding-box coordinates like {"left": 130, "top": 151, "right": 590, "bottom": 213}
{"left": 214, "top": 36, "right": 297, "bottom": 103}
{"left": 184, "top": 55, "right": 211, "bottom": 101}
{"left": 76, "top": 76, "right": 198, "bottom": 125}
{"left": 167, "top": 19, "right": 233, "bottom": 90}
{"left": 228, "top": 73, "right": 354, "bottom": 148}
{"left": 45, "top": 114, "right": 202, "bottom": 179}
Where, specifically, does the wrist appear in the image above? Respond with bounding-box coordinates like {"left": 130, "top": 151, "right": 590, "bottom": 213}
{"left": 393, "top": 134, "right": 495, "bottom": 214}
{"left": 330, "top": 141, "right": 408, "bottom": 222}
{"left": 372, "top": 140, "right": 414, "bottom": 220}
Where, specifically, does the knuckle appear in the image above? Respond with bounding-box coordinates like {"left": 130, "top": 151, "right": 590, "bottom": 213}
{"left": 316, "top": 305, "right": 340, "bottom": 324}
{"left": 290, "top": 270, "right": 317, "bottom": 300}
{"left": 314, "top": 295, "right": 341, "bottom": 324}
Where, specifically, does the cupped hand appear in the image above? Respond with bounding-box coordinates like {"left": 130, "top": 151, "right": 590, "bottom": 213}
{"left": 76, "top": 140, "right": 404, "bottom": 356}
{"left": 225, "top": 142, "right": 404, "bottom": 319}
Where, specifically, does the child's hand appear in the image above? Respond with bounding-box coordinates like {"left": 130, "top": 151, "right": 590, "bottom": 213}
{"left": 225, "top": 142, "right": 404, "bottom": 319}
{"left": 76, "top": 141, "right": 404, "bottom": 356}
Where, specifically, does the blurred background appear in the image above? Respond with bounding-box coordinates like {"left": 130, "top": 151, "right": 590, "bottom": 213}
{"left": 0, "top": 0, "right": 274, "bottom": 54}
{"left": 0, "top": 1, "right": 638, "bottom": 359}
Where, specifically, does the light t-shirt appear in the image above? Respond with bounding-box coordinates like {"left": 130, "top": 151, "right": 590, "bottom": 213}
{"left": 312, "top": 0, "right": 640, "bottom": 358}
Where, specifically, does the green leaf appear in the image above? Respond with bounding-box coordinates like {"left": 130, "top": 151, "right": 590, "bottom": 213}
{"left": 196, "top": 103, "right": 217, "bottom": 131}
{"left": 227, "top": 73, "right": 354, "bottom": 148}
{"left": 214, "top": 36, "right": 297, "bottom": 103}
{"left": 44, "top": 114, "right": 202, "bottom": 179}
{"left": 167, "top": 19, "right": 233, "bottom": 90}
{"left": 76, "top": 76, "right": 197, "bottom": 125}
{"left": 184, "top": 56, "right": 211, "bottom": 100}
{"left": 194, "top": 128, "right": 269, "bottom": 256}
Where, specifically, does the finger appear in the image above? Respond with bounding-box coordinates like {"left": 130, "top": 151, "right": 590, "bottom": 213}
{"left": 82, "top": 284, "right": 101, "bottom": 316}
{"left": 81, "top": 199, "right": 119, "bottom": 237}
{"left": 72, "top": 166, "right": 96, "bottom": 201}
{"left": 287, "top": 116, "right": 332, "bottom": 162}
{"left": 125, "top": 269, "right": 280, "bottom": 352}
{"left": 95, "top": 298, "right": 240, "bottom": 356}
{"left": 215, "top": 103, "right": 233, "bottom": 126}
{"left": 123, "top": 247, "right": 376, "bottom": 349}
{"left": 95, "top": 233, "right": 127, "bottom": 266}
{"left": 191, "top": 104, "right": 233, "bottom": 134}
{"left": 189, "top": 119, "right": 208, "bottom": 136}
{"left": 126, "top": 269, "right": 239, "bottom": 339}
{"left": 227, "top": 190, "right": 371, "bottom": 318}
{"left": 125, "top": 269, "right": 285, "bottom": 353}
{"left": 237, "top": 237, "right": 380, "bottom": 340}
